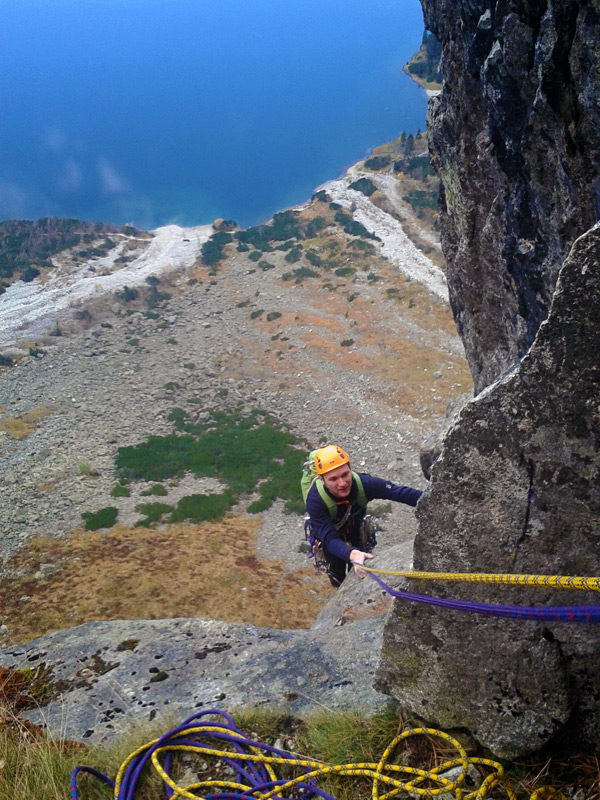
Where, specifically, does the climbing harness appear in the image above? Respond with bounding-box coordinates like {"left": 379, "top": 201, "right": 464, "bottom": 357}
{"left": 70, "top": 708, "right": 567, "bottom": 799}
{"left": 354, "top": 565, "right": 600, "bottom": 622}
{"left": 359, "top": 514, "right": 377, "bottom": 553}
{"left": 304, "top": 514, "right": 329, "bottom": 575}
{"left": 305, "top": 514, "right": 377, "bottom": 577}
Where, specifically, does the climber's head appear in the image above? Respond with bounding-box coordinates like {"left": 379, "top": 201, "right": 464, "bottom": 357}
{"left": 314, "top": 445, "right": 352, "bottom": 498}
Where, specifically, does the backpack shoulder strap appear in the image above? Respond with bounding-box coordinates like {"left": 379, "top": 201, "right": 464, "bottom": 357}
{"left": 315, "top": 478, "right": 337, "bottom": 516}
{"left": 353, "top": 473, "right": 368, "bottom": 508}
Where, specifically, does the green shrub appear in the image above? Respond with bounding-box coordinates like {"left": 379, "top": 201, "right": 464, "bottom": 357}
{"left": 81, "top": 506, "right": 118, "bottom": 531}
{"left": 269, "top": 210, "right": 301, "bottom": 241}
{"left": 140, "top": 484, "right": 168, "bottom": 497}
{"left": 170, "top": 492, "right": 233, "bottom": 523}
{"left": 115, "top": 407, "right": 306, "bottom": 514}
{"left": 335, "top": 267, "right": 354, "bottom": 277}
{"left": 305, "top": 250, "right": 322, "bottom": 267}
{"left": 348, "top": 239, "right": 376, "bottom": 253}
{"left": 364, "top": 155, "right": 390, "bottom": 170}
{"left": 120, "top": 286, "right": 138, "bottom": 303}
{"left": 110, "top": 484, "right": 130, "bottom": 498}
{"left": 78, "top": 462, "right": 99, "bottom": 477}
{"left": 341, "top": 339, "right": 354, "bottom": 347}
{"left": 312, "top": 190, "right": 329, "bottom": 202}
{"left": 283, "top": 266, "right": 318, "bottom": 283}
{"left": 349, "top": 177, "right": 377, "bottom": 196}
{"left": 168, "top": 408, "right": 188, "bottom": 425}
{"left": 305, "top": 217, "right": 327, "bottom": 238}
{"left": 334, "top": 209, "right": 379, "bottom": 240}
{"left": 284, "top": 245, "right": 303, "bottom": 263}
{"left": 234, "top": 212, "right": 299, "bottom": 248}
{"left": 135, "top": 502, "right": 173, "bottom": 527}
{"left": 248, "top": 250, "right": 262, "bottom": 262}
{"left": 403, "top": 189, "right": 437, "bottom": 210}
{"left": 334, "top": 210, "right": 352, "bottom": 227}
{"left": 266, "top": 312, "right": 282, "bottom": 322}
{"left": 20, "top": 266, "right": 40, "bottom": 283}
{"left": 258, "top": 260, "right": 274, "bottom": 271}
{"left": 201, "top": 232, "right": 233, "bottom": 267}
{"left": 347, "top": 220, "right": 378, "bottom": 240}
{"left": 250, "top": 309, "right": 264, "bottom": 319}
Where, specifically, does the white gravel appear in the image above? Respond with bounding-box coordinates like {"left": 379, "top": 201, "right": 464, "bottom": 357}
{"left": 0, "top": 224, "right": 212, "bottom": 350}
{"left": 318, "top": 165, "right": 449, "bottom": 301}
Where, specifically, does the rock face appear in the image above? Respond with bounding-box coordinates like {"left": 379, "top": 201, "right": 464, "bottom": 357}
{"left": 376, "top": 223, "right": 600, "bottom": 757}
{"left": 422, "top": 0, "right": 600, "bottom": 393}
{"left": 377, "top": 0, "right": 600, "bottom": 757}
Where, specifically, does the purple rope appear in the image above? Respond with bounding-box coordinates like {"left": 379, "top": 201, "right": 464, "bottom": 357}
{"left": 70, "top": 708, "right": 334, "bottom": 800}
{"left": 364, "top": 570, "right": 600, "bottom": 622}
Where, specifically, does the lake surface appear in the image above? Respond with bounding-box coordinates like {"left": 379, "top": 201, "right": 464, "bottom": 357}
{"left": 0, "top": 0, "right": 428, "bottom": 229}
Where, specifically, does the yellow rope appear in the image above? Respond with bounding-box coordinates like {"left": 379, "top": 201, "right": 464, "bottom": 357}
{"left": 114, "top": 723, "right": 567, "bottom": 800}
{"left": 358, "top": 567, "right": 600, "bottom": 592}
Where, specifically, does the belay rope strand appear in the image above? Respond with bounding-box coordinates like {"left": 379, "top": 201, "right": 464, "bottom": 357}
{"left": 355, "top": 567, "right": 600, "bottom": 592}
{"left": 71, "top": 709, "right": 566, "bottom": 800}
{"left": 352, "top": 565, "right": 600, "bottom": 623}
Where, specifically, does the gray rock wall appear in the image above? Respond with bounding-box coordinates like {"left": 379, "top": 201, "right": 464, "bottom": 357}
{"left": 422, "top": 0, "right": 600, "bottom": 393}
{"left": 376, "top": 224, "right": 600, "bottom": 757}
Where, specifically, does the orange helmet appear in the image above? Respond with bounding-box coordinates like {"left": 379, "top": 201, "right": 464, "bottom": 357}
{"left": 314, "top": 445, "right": 350, "bottom": 475}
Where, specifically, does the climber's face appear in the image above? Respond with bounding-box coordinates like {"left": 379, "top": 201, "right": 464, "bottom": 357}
{"left": 321, "top": 463, "right": 352, "bottom": 499}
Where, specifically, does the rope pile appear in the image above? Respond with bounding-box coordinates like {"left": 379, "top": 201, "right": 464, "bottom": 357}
{"left": 355, "top": 566, "right": 600, "bottom": 622}
{"left": 70, "top": 709, "right": 565, "bottom": 799}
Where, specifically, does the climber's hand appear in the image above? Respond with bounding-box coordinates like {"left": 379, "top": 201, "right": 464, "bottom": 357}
{"left": 349, "top": 550, "right": 374, "bottom": 579}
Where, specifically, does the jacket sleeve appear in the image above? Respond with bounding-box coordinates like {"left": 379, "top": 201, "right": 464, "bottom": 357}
{"left": 305, "top": 483, "right": 354, "bottom": 562}
{"left": 359, "top": 473, "right": 422, "bottom": 506}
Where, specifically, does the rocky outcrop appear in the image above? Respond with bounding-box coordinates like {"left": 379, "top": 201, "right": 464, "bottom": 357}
{"left": 376, "top": 223, "right": 600, "bottom": 757}
{"left": 374, "top": 0, "right": 600, "bottom": 758}
{"left": 0, "top": 544, "right": 413, "bottom": 742}
{"left": 422, "top": 0, "right": 600, "bottom": 393}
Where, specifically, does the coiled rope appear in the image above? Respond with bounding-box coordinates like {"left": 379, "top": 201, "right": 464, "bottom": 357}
{"left": 70, "top": 709, "right": 565, "bottom": 799}
{"left": 349, "top": 566, "right": 600, "bottom": 622}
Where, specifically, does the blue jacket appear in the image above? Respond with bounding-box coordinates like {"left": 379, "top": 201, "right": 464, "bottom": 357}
{"left": 305, "top": 473, "right": 422, "bottom": 562}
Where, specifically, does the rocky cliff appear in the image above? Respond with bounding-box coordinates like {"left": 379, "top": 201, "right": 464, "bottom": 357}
{"left": 424, "top": 0, "right": 600, "bottom": 393}
{"left": 377, "top": 0, "right": 600, "bottom": 758}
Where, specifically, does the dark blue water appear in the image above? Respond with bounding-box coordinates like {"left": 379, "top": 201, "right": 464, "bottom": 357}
{"left": 0, "top": 0, "right": 427, "bottom": 229}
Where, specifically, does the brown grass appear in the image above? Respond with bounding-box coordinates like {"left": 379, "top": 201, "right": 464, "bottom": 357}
{"left": 0, "top": 516, "right": 333, "bottom": 646}
{"left": 0, "top": 407, "right": 50, "bottom": 439}
{"left": 254, "top": 275, "right": 472, "bottom": 417}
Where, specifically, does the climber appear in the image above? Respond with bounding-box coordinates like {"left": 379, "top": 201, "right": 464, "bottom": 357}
{"left": 304, "top": 445, "right": 422, "bottom": 587}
